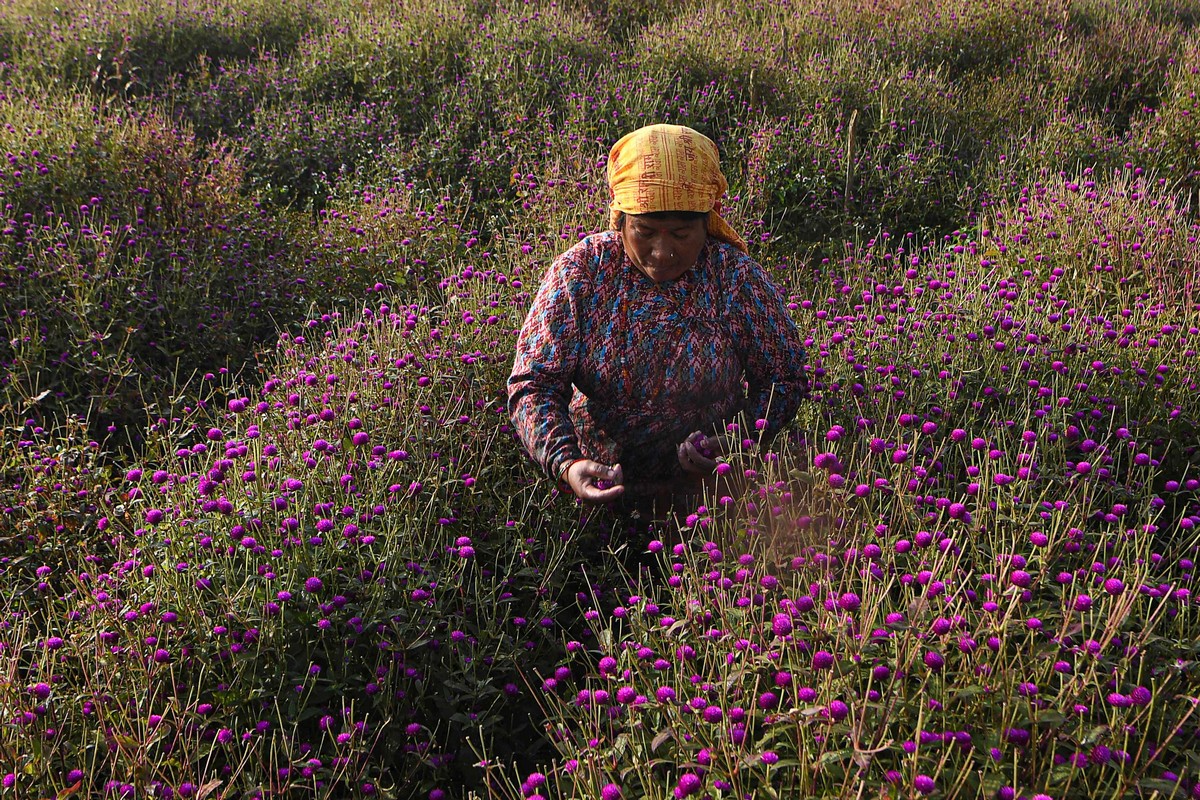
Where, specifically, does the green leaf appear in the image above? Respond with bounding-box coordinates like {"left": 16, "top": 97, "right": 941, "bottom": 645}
{"left": 1036, "top": 711, "right": 1066, "bottom": 726}
{"left": 1139, "top": 778, "right": 1185, "bottom": 795}
{"left": 1048, "top": 765, "right": 1076, "bottom": 786}
{"left": 817, "top": 749, "right": 851, "bottom": 766}
{"left": 954, "top": 684, "right": 986, "bottom": 702}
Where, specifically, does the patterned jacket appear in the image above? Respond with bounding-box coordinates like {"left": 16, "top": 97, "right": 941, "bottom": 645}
{"left": 508, "top": 231, "right": 808, "bottom": 490}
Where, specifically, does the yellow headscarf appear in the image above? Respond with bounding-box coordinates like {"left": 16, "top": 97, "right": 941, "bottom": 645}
{"left": 607, "top": 123, "right": 748, "bottom": 254}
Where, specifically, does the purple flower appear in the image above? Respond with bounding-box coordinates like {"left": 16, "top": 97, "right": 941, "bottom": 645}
{"left": 1107, "top": 692, "right": 1131, "bottom": 708}
{"left": 521, "top": 773, "right": 546, "bottom": 796}
{"left": 145, "top": 509, "right": 165, "bottom": 525}
{"left": 761, "top": 750, "right": 780, "bottom": 765}
{"left": 1104, "top": 578, "right": 1125, "bottom": 596}
{"left": 812, "top": 650, "right": 835, "bottom": 669}
{"left": 813, "top": 452, "right": 841, "bottom": 472}
{"left": 923, "top": 650, "right": 945, "bottom": 671}
{"left": 674, "top": 773, "right": 702, "bottom": 798}
{"left": 914, "top": 775, "right": 936, "bottom": 795}
{"left": 771, "top": 613, "right": 793, "bottom": 637}
{"left": 600, "top": 785, "right": 622, "bottom": 800}
{"left": 304, "top": 577, "right": 323, "bottom": 593}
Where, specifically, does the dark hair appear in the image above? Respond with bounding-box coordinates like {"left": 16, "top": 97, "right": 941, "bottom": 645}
{"left": 616, "top": 210, "right": 708, "bottom": 228}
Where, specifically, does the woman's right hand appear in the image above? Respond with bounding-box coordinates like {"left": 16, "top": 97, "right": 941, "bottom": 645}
{"left": 678, "top": 431, "right": 737, "bottom": 475}
{"left": 563, "top": 460, "right": 625, "bottom": 504}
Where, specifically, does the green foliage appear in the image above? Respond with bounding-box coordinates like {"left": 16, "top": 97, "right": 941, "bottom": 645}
{"left": 2, "top": 0, "right": 317, "bottom": 96}
{"left": 286, "top": 1, "right": 469, "bottom": 105}
{"left": 1134, "top": 31, "right": 1200, "bottom": 203}
{"left": 0, "top": 88, "right": 300, "bottom": 437}
{"left": 1, "top": 268, "right": 624, "bottom": 796}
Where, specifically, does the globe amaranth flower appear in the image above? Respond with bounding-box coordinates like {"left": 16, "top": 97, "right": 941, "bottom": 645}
{"left": 1107, "top": 692, "right": 1131, "bottom": 708}
{"left": 813, "top": 452, "right": 841, "bottom": 472}
{"left": 674, "top": 772, "right": 703, "bottom": 798}
{"left": 825, "top": 700, "right": 849, "bottom": 721}
{"left": 520, "top": 773, "right": 546, "bottom": 797}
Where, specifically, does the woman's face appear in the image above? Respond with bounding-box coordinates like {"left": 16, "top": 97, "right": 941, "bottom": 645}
{"left": 620, "top": 213, "right": 708, "bottom": 284}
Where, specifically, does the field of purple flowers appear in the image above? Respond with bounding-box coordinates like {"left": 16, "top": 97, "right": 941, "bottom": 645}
{"left": 2, "top": 0, "right": 1200, "bottom": 798}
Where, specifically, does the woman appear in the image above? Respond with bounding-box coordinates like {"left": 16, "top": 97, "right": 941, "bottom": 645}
{"left": 508, "top": 123, "right": 808, "bottom": 512}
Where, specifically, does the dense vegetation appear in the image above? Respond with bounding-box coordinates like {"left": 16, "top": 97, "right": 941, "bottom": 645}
{"left": 1, "top": 0, "right": 1199, "bottom": 797}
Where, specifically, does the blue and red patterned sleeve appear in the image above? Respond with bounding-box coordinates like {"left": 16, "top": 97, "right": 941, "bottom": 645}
{"left": 507, "top": 253, "right": 585, "bottom": 480}
{"left": 728, "top": 253, "right": 809, "bottom": 440}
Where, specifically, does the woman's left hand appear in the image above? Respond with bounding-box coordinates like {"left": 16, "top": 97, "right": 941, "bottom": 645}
{"left": 677, "top": 431, "right": 733, "bottom": 474}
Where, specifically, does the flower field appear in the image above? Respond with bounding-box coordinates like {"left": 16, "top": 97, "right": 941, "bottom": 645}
{"left": 2, "top": 0, "right": 1200, "bottom": 797}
